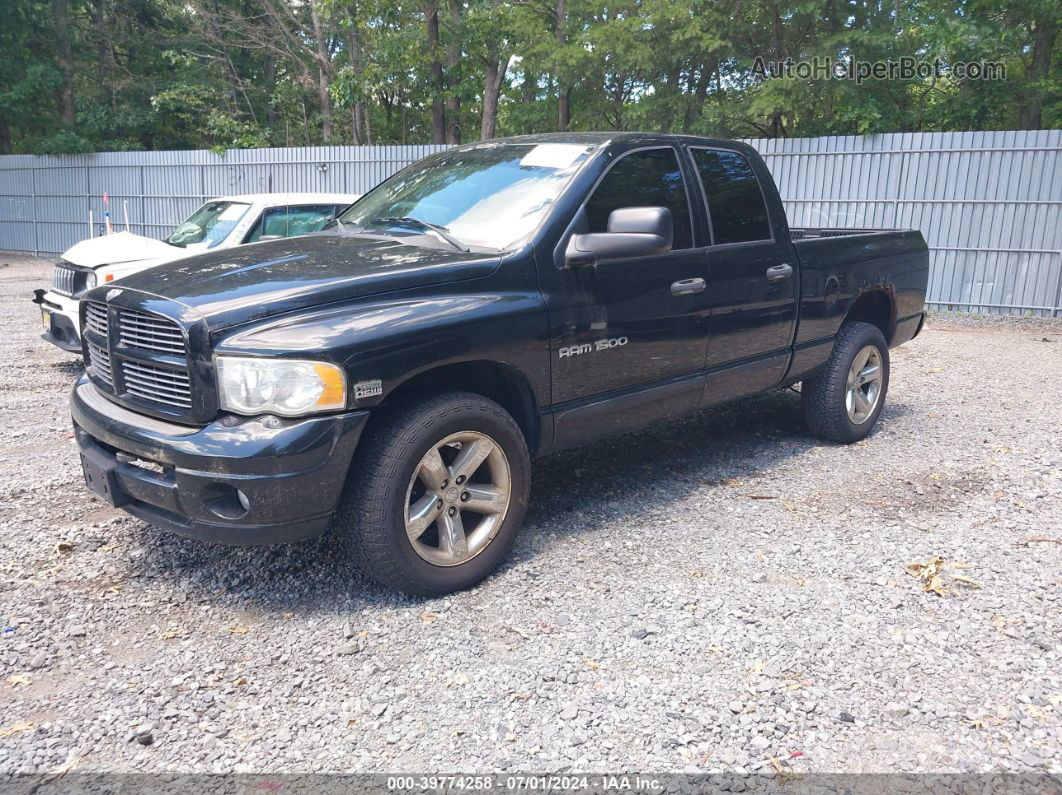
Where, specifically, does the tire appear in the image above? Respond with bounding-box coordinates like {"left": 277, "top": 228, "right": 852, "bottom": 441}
{"left": 801, "top": 321, "right": 890, "bottom": 443}
{"left": 336, "top": 391, "right": 531, "bottom": 596}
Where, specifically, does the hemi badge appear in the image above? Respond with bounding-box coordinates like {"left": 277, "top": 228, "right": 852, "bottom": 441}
{"left": 353, "top": 379, "right": 383, "bottom": 400}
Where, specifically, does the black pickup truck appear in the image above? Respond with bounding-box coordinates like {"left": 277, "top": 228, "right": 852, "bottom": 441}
{"left": 70, "top": 133, "right": 928, "bottom": 595}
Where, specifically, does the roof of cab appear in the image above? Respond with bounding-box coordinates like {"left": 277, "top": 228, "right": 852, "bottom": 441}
{"left": 209, "top": 192, "right": 360, "bottom": 206}
{"left": 453, "top": 131, "right": 757, "bottom": 155}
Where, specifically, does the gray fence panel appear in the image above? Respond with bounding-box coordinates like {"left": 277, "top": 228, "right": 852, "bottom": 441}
{"left": 1, "top": 134, "right": 1059, "bottom": 315}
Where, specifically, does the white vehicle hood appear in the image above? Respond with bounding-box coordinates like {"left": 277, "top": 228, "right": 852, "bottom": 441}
{"left": 61, "top": 232, "right": 185, "bottom": 269}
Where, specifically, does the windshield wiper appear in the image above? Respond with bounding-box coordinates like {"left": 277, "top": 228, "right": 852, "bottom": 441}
{"left": 370, "top": 216, "right": 469, "bottom": 252}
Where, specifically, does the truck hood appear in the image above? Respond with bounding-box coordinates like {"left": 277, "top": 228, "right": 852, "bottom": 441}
{"left": 62, "top": 231, "right": 183, "bottom": 269}
{"left": 105, "top": 234, "right": 501, "bottom": 331}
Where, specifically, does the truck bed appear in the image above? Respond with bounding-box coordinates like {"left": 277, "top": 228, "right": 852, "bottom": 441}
{"left": 789, "top": 227, "right": 901, "bottom": 240}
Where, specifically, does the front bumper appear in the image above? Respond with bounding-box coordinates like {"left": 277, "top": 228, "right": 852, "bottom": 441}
{"left": 70, "top": 377, "right": 369, "bottom": 544}
{"left": 33, "top": 289, "right": 82, "bottom": 352}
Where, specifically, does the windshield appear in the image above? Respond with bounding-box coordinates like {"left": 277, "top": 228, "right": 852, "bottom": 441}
{"left": 337, "top": 143, "right": 596, "bottom": 251}
{"left": 166, "top": 201, "right": 250, "bottom": 249}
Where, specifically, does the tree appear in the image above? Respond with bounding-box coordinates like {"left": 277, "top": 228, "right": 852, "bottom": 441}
{"left": 0, "top": 0, "right": 1057, "bottom": 153}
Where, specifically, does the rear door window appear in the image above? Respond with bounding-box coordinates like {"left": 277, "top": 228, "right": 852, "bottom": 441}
{"left": 691, "top": 149, "right": 771, "bottom": 245}
{"left": 585, "top": 148, "right": 693, "bottom": 250}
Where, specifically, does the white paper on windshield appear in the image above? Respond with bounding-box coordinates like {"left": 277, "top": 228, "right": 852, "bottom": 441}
{"left": 520, "top": 144, "right": 591, "bottom": 170}
{"left": 218, "top": 203, "right": 249, "bottom": 221}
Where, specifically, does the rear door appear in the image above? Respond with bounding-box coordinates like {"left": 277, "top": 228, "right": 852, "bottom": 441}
{"left": 689, "top": 147, "right": 797, "bottom": 397}
{"left": 544, "top": 146, "right": 712, "bottom": 449}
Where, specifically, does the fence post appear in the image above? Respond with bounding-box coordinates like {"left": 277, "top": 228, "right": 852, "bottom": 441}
{"left": 31, "top": 167, "right": 39, "bottom": 257}
{"left": 139, "top": 164, "right": 146, "bottom": 238}
{"left": 1054, "top": 250, "right": 1062, "bottom": 318}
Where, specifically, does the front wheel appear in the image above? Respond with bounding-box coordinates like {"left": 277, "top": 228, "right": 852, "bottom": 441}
{"left": 801, "top": 321, "right": 890, "bottom": 443}
{"left": 336, "top": 392, "right": 531, "bottom": 595}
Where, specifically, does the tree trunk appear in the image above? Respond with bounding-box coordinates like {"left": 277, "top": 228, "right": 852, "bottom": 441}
{"left": 264, "top": 55, "right": 278, "bottom": 127}
{"left": 682, "top": 60, "right": 713, "bottom": 131}
{"left": 522, "top": 71, "right": 537, "bottom": 133}
{"left": 316, "top": 68, "right": 333, "bottom": 141}
{"left": 88, "top": 0, "right": 114, "bottom": 110}
{"left": 346, "top": 14, "right": 369, "bottom": 145}
{"left": 1019, "top": 19, "right": 1058, "bottom": 129}
{"left": 480, "top": 57, "right": 508, "bottom": 139}
{"left": 425, "top": 4, "right": 446, "bottom": 144}
{"left": 53, "top": 0, "right": 75, "bottom": 125}
{"left": 479, "top": 0, "right": 507, "bottom": 140}
{"left": 768, "top": 2, "right": 784, "bottom": 138}
{"left": 555, "top": 0, "right": 569, "bottom": 131}
{"left": 309, "top": 1, "right": 333, "bottom": 141}
{"left": 445, "top": 0, "right": 461, "bottom": 143}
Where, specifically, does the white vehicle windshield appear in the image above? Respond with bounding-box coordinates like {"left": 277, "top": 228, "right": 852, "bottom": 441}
{"left": 337, "top": 143, "right": 596, "bottom": 251}
{"left": 166, "top": 201, "right": 251, "bottom": 249}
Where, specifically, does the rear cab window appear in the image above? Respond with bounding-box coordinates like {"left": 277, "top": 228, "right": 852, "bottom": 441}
{"left": 690, "top": 149, "right": 772, "bottom": 245}
{"left": 585, "top": 148, "right": 694, "bottom": 250}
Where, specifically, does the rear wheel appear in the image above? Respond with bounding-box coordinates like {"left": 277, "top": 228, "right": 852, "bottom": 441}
{"left": 801, "top": 321, "right": 890, "bottom": 443}
{"left": 337, "top": 392, "right": 530, "bottom": 595}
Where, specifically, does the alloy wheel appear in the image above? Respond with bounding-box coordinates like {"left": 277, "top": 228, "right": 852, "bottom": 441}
{"left": 403, "top": 431, "right": 512, "bottom": 566}
{"left": 845, "top": 345, "right": 883, "bottom": 424}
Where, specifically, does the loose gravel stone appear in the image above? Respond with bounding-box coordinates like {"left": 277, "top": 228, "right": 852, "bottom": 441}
{"left": 0, "top": 255, "right": 1060, "bottom": 775}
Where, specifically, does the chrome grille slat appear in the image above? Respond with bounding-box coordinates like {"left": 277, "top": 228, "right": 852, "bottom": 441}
{"left": 119, "top": 319, "right": 183, "bottom": 336}
{"left": 121, "top": 360, "right": 193, "bottom": 408}
{"left": 53, "top": 264, "right": 72, "bottom": 296}
{"left": 117, "top": 309, "right": 185, "bottom": 355}
{"left": 118, "top": 333, "right": 185, "bottom": 354}
{"left": 85, "top": 302, "right": 109, "bottom": 336}
{"left": 86, "top": 340, "right": 113, "bottom": 388}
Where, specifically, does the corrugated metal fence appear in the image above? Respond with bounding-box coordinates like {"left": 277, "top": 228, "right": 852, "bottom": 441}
{"left": 1, "top": 131, "right": 1060, "bottom": 315}
{"left": 0, "top": 145, "right": 448, "bottom": 257}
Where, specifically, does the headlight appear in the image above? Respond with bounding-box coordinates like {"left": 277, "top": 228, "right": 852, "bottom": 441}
{"left": 85, "top": 272, "right": 97, "bottom": 291}
{"left": 216, "top": 356, "right": 346, "bottom": 417}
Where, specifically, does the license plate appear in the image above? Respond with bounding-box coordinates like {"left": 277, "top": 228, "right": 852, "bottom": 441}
{"left": 41, "top": 309, "right": 51, "bottom": 331}
{"left": 80, "top": 452, "right": 126, "bottom": 507}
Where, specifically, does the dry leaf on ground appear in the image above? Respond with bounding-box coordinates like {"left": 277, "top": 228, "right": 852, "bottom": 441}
{"left": 0, "top": 722, "right": 33, "bottom": 737}
{"left": 907, "top": 557, "right": 981, "bottom": 595}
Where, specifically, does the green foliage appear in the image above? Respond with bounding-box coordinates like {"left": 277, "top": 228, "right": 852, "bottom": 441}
{"left": 0, "top": 0, "right": 1058, "bottom": 153}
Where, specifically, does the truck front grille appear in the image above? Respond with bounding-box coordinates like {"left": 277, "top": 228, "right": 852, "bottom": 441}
{"left": 52, "top": 262, "right": 76, "bottom": 296}
{"left": 52, "top": 261, "right": 94, "bottom": 296}
{"left": 83, "top": 301, "right": 195, "bottom": 417}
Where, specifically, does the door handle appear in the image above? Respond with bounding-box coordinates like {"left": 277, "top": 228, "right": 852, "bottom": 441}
{"left": 671, "top": 277, "right": 706, "bottom": 296}
{"left": 766, "top": 263, "right": 794, "bottom": 282}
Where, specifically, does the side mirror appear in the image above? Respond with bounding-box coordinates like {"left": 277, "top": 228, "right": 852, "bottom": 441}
{"left": 565, "top": 207, "right": 673, "bottom": 267}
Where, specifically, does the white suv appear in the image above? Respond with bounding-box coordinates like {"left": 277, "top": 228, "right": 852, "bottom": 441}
{"left": 34, "top": 192, "right": 358, "bottom": 352}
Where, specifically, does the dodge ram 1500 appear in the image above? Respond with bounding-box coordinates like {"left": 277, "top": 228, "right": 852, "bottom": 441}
{"left": 69, "top": 133, "right": 928, "bottom": 595}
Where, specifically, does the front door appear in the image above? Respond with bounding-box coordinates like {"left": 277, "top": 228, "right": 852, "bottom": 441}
{"left": 543, "top": 147, "right": 712, "bottom": 448}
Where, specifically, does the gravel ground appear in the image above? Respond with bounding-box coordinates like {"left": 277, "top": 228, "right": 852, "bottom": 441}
{"left": 1, "top": 253, "right": 1060, "bottom": 778}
